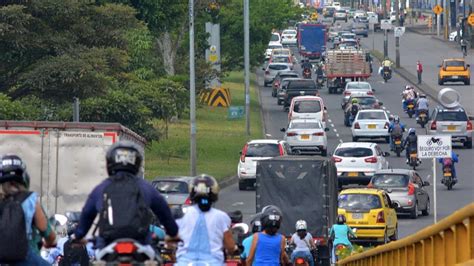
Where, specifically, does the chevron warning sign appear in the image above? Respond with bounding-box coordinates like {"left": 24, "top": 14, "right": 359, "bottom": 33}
{"left": 199, "top": 88, "right": 231, "bottom": 107}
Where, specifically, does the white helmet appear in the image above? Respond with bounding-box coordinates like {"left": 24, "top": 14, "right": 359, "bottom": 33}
{"left": 295, "top": 220, "right": 307, "bottom": 231}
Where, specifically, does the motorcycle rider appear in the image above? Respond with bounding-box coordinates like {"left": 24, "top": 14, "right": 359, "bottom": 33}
{"left": 0, "top": 155, "right": 57, "bottom": 265}
{"left": 72, "top": 141, "right": 179, "bottom": 258}
{"left": 246, "top": 205, "right": 289, "bottom": 266}
{"left": 315, "top": 62, "right": 325, "bottom": 83}
{"left": 290, "top": 220, "right": 316, "bottom": 266}
{"left": 241, "top": 213, "right": 263, "bottom": 263}
{"left": 388, "top": 116, "right": 406, "bottom": 151}
{"left": 402, "top": 85, "right": 417, "bottom": 111}
{"left": 403, "top": 128, "right": 418, "bottom": 163}
{"left": 381, "top": 57, "right": 393, "bottom": 78}
{"left": 438, "top": 151, "right": 459, "bottom": 183}
{"left": 415, "top": 94, "right": 429, "bottom": 120}
{"left": 176, "top": 174, "right": 239, "bottom": 265}
{"left": 329, "top": 215, "right": 356, "bottom": 263}
{"left": 345, "top": 98, "right": 361, "bottom": 126}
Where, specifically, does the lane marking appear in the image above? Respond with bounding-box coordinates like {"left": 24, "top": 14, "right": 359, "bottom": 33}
{"left": 333, "top": 128, "right": 337, "bottom": 133}
{"left": 336, "top": 133, "right": 340, "bottom": 137}
{"left": 331, "top": 123, "right": 335, "bottom": 128}
{"left": 339, "top": 139, "right": 343, "bottom": 143}
{"left": 232, "top": 202, "right": 244, "bottom": 206}
{"left": 328, "top": 119, "right": 332, "bottom": 123}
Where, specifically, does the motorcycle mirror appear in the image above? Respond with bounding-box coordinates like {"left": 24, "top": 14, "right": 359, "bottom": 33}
{"left": 325, "top": 127, "right": 330, "bottom": 132}
{"left": 383, "top": 152, "right": 390, "bottom": 157}
{"left": 53, "top": 214, "right": 68, "bottom": 226}
{"left": 423, "top": 181, "right": 430, "bottom": 186}
{"left": 378, "top": 102, "right": 384, "bottom": 106}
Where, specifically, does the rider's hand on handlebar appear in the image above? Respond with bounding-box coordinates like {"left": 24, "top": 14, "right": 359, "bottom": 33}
{"left": 165, "top": 235, "right": 182, "bottom": 249}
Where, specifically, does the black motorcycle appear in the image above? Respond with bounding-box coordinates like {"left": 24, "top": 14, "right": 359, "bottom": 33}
{"left": 383, "top": 68, "right": 391, "bottom": 82}
{"left": 393, "top": 136, "right": 403, "bottom": 157}
{"left": 441, "top": 160, "right": 456, "bottom": 190}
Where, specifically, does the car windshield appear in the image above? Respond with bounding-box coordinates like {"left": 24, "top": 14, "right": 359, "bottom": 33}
{"left": 355, "top": 97, "right": 376, "bottom": 105}
{"left": 338, "top": 193, "right": 382, "bottom": 210}
{"left": 347, "top": 83, "right": 371, "bottom": 90}
{"left": 372, "top": 174, "right": 410, "bottom": 187}
{"left": 272, "top": 57, "right": 289, "bottom": 63}
{"left": 246, "top": 143, "right": 280, "bottom": 157}
{"left": 436, "top": 111, "right": 468, "bottom": 121}
{"left": 283, "top": 30, "right": 296, "bottom": 35}
{"left": 290, "top": 122, "right": 322, "bottom": 129}
{"left": 273, "top": 50, "right": 290, "bottom": 56}
{"left": 270, "top": 34, "right": 280, "bottom": 41}
{"left": 154, "top": 181, "right": 188, "bottom": 194}
{"left": 334, "top": 147, "right": 373, "bottom": 157}
{"left": 342, "top": 34, "right": 355, "bottom": 38}
{"left": 444, "top": 61, "right": 465, "bottom": 67}
{"left": 358, "top": 112, "right": 386, "bottom": 120}
{"left": 294, "top": 100, "right": 322, "bottom": 113}
{"left": 269, "top": 64, "right": 288, "bottom": 70}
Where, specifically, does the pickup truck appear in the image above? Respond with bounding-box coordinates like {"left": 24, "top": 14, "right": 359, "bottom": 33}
{"left": 283, "top": 79, "right": 318, "bottom": 107}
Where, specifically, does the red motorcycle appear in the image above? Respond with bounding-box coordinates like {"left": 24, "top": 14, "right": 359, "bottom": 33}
{"left": 303, "top": 68, "right": 312, "bottom": 79}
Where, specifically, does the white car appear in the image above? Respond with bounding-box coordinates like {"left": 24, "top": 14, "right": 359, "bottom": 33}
{"left": 263, "top": 63, "right": 291, "bottom": 86}
{"left": 390, "top": 11, "right": 396, "bottom": 23}
{"left": 341, "top": 81, "right": 374, "bottom": 109}
{"left": 268, "top": 32, "right": 281, "bottom": 46}
{"left": 332, "top": 142, "right": 390, "bottom": 187}
{"left": 282, "top": 119, "right": 328, "bottom": 156}
{"left": 354, "top": 10, "right": 367, "bottom": 19}
{"left": 271, "top": 48, "right": 292, "bottom": 58}
{"left": 334, "top": 10, "right": 348, "bottom": 21}
{"left": 449, "top": 30, "right": 463, "bottom": 42}
{"left": 351, "top": 109, "right": 390, "bottom": 142}
{"left": 281, "top": 29, "right": 297, "bottom": 46}
{"left": 265, "top": 43, "right": 283, "bottom": 60}
{"left": 237, "top": 139, "right": 289, "bottom": 190}
{"left": 288, "top": 96, "right": 328, "bottom": 129}
{"left": 332, "top": 2, "right": 341, "bottom": 10}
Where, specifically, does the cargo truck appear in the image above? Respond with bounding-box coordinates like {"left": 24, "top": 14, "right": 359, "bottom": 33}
{"left": 298, "top": 23, "right": 327, "bottom": 60}
{"left": 0, "top": 121, "right": 146, "bottom": 216}
{"left": 325, "top": 49, "right": 371, "bottom": 94}
{"left": 256, "top": 156, "right": 338, "bottom": 266}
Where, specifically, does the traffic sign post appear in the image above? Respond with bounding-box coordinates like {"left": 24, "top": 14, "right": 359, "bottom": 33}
{"left": 418, "top": 135, "right": 452, "bottom": 223}
{"left": 468, "top": 13, "right": 474, "bottom": 26}
{"left": 433, "top": 4, "right": 443, "bottom": 37}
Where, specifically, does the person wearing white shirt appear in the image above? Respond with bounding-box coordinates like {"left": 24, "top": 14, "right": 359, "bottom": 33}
{"left": 289, "top": 220, "right": 316, "bottom": 266}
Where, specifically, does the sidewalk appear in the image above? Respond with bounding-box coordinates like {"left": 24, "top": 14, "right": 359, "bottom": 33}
{"left": 361, "top": 31, "right": 474, "bottom": 115}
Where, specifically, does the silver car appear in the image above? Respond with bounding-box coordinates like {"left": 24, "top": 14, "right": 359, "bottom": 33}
{"left": 370, "top": 169, "right": 430, "bottom": 219}
{"left": 427, "top": 106, "right": 473, "bottom": 149}
{"left": 263, "top": 63, "right": 291, "bottom": 86}
{"left": 152, "top": 177, "right": 194, "bottom": 207}
{"left": 281, "top": 119, "right": 329, "bottom": 156}
{"left": 341, "top": 81, "right": 374, "bottom": 109}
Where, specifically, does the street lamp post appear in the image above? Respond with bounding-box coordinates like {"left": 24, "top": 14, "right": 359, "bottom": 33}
{"left": 189, "top": 0, "right": 197, "bottom": 176}
{"left": 244, "top": 0, "right": 250, "bottom": 136}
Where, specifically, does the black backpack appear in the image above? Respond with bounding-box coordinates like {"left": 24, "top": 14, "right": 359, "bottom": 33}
{"left": 351, "top": 104, "right": 359, "bottom": 116}
{"left": 0, "top": 192, "right": 32, "bottom": 263}
{"left": 98, "top": 174, "right": 152, "bottom": 243}
{"left": 59, "top": 239, "right": 89, "bottom": 266}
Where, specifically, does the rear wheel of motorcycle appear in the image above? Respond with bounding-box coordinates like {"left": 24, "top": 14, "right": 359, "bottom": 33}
{"left": 395, "top": 147, "right": 401, "bottom": 157}
{"left": 408, "top": 112, "right": 413, "bottom": 118}
{"left": 447, "top": 181, "right": 453, "bottom": 190}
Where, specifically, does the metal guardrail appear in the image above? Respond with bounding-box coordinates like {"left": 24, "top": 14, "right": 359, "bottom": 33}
{"left": 338, "top": 203, "right": 474, "bottom": 266}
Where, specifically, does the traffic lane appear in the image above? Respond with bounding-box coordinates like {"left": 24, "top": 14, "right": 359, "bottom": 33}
{"left": 215, "top": 181, "right": 255, "bottom": 224}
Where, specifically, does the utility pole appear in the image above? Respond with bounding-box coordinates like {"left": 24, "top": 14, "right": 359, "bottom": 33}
{"left": 244, "top": 0, "right": 250, "bottom": 136}
{"left": 445, "top": 0, "right": 449, "bottom": 39}
{"left": 384, "top": 29, "right": 388, "bottom": 57}
{"left": 189, "top": 0, "right": 197, "bottom": 176}
{"left": 395, "top": 36, "right": 400, "bottom": 68}
{"left": 437, "top": 0, "right": 441, "bottom": 36}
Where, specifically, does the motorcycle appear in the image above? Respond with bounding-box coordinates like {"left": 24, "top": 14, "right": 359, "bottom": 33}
{"left": 303, "top": 68, "right": 312, "bottom": 79}
{"left": 441, "top": 159, "right": 456, "bottom": 190}
{"left": 94, "top": 238, "right": 158, "bottom": 266}
{"left": 406, "top": 99, "right": 415, "bottom": 118}
{"left": 316, "top": 74, "right": 325, "bottom": 89}
{"left": 407, "top": 150, "right": 419, "bottom": 170}
{"left": 393, "top": 136, "right": 403, "bottom": 157}
{"left": 417, "top": 110, "right": 428, "bottom": 128}
{"left": 383, "top": 68, "right": 391, "bottom": 82}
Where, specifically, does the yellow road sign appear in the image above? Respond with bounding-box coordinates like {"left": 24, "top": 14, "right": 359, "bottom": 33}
{"left": 311, "top": 12, "right": 318, "bottom": 20}
{"left": 433, "top": 5, "right": 443, "bottom": 15}
{"left": 468, "top": 13, "right": 474, "bottom": 26}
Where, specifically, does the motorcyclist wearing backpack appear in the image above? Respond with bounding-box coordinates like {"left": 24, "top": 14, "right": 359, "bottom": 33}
{"left": 403, "top": 128, "right": 418, "bottom": 163}
{"left": 241, "top": 213, "right": 263, "bottom": 265}
{"left": 438, "top": 151, "right": 459, "bottom": 183}
{"left": 345, "top": 98, "right": 361, "bottom": 126}
{"left": 289, "top": 220, "right": 316, "bottom": 266}
{"left": 176, "top": 174, "right": 239, "bottom": 265}
{"left": 72, "top": 141, "right": 179, "bottom": 258}
{"left": 329, "top": 215, "right": 356, "bottom": 263}
{"left": 415, "top": 94, "right": 429, "bottom": 120}
{"left": 388, "top": 116, "right": 406, "bottom": 151}
{"left": 0, "top": 155, "right": 57, "bottom": 265}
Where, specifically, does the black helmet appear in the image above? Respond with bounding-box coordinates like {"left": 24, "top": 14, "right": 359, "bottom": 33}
{"left": 337, "top": 214, "right": 346, "bottom": 224}
{"left": 0, "top": 155, "right": 30, "bottom": 188}
{"left": 261, "top": 205, "right": 282, "bottom": 230}
{"left": 250, "top": 213, "right": 264, "bottom": 233}
{"left": 106, "top": 141, "right": 143, "bottom": 175}
{"left": 190, "top": 174, "right": 219, "bottom": 202}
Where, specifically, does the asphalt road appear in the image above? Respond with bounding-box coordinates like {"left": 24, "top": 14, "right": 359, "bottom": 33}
{"left": 217, "top": 40, "right": 474, "bottom": 240}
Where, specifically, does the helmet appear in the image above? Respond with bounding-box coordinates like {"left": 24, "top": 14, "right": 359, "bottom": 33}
{"left": 250, "top": 213, "right": 263, "bottom": 233}
{"left": 0, "top": 155, "right": 30, "bottom": 188}
{"left": 394, "top": 115, "right": 400, "bottom": 123}
{"left": 337, "top": 214, "right": 346, "bottom": 224}
{"left": 389, "top": 114, "right": 394, "bottom": 121}
{"left": 405, "top": 85, "right": 411, "bottom": 90}
{"left": 261, "top": 205, "right": 282, "bottom": 230}
{"left": 189, "top": 174, "right": 219, "bottom": 203}
{"left": 295, "top": 220, "right": 307, "bottom": 231}
{"left": 420, "top": 94, "right": 426, "bottom": 98}
{"left": 351, "top": 98, "right": 358, "bottom": 104}
{"left": 106, "top": 141, "right": 143, "bottom": 175}
{"left": 409, "top": 128, "right": 416, "bottom": 134}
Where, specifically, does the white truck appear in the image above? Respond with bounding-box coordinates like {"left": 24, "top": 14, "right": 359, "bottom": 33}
{"left": 0, "top": 121, "right": 146, "bottom": 216}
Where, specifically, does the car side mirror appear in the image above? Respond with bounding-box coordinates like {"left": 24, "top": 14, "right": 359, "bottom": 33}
{"left": 383, "top": 152, "right": 390, "bottom": 157}
{"left": 262, "top": 67, "right": 266, "bottom": 71}
{"left": 378, "top": 102, "right": 383, "bottom": 106}
{"left": 467, "top": 64, "right": 470, "bottom": 67}
{"left": 423, "top": 181, "right": 430, "bottom": 186}
{"left": 280, "top": 128, "right": 286, "bottom": 132}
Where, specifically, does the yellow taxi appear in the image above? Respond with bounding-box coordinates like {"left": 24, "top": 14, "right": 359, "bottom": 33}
{"left": 438, "top": 58, "right": 471, "bottom": 85}
{"left": 338, "top": 188, "right": 398, "bottom": 243}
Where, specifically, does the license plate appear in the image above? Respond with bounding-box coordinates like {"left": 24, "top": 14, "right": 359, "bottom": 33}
{"left": 410, "top": 153, "right": 417, "bottom": 158}
{"left": 352, "top": 213, "right": 363, "bottom": 219}
{"left": 408, "top": 104, "right": 414, "bottom": 108}
{"left": 447, "top": 125, "right": 456, "bottom": 131}
{"left": 395, "top": 140, "right": 401, "bottom": 145}
{"left": 348, "top": 172, "right": 358, "bottom": 177}
{"left": 301, "top": 134, "right": 310, "bottom": 140}
{"left": 452, "top": 76, "right": 458, "bottom": 79}
{"left": 444, "top": 172, "right": 452, "bottom": 177}
{"left": 368, "top": 124, "right": 376, "bottom": 129}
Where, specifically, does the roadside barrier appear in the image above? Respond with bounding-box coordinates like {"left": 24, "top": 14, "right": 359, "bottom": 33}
{"left": 338, "top": 203, "right": 474, "bottom": 266}
{"left": 200, "top": 87, "right": 231, "bottom": 107}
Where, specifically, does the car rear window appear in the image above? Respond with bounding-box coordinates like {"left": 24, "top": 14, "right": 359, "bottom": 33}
{"left": 445, "top": 61, "right": 464, "bottom": 67}
{"left": 358, "top": 112, "right": 386, "bottom": 120}
{"left": 338, "top": 193, "right": 382, "bottom": 210}
{"left": 290, "top": 122, "right": 322, "bottom": 129}
{"left": 294, "top": 100, "right": 322, "bottom": 113}
{"left": 436, "top": 111, "right": 468, "bottom": 121}
{"left": 272, "top": 57, "right": 289, "bottom": 63}
{"left": 154, "top": 181, "right": 189, "bottom": 194}
{"left": 269, "top": 64, "right": 288, "bottom": 70}
{"left": 273, "top": 50, "right": 290, "bottom": 56}
{"left": 334, "top": 147, "right": 373, "bottom": 157}
{"left": 347, "top": 83, "right": 371, "bottom": 90}
{"left": 372, "top": 174, "right": 409, "bottom": 187}
{"left": 246, "top": 143, "right": 280, "bottom": 157}
{"left": 283, "top": 30, "right": 296, "bottom": 35}
{"left": 280, "top": 74, "right": 298, "bottom": 79}
{"left": 355, "top": 97, "right": 376, "bottom": 105}
{"left": 270, "top": 34, "right": 280, "bottom": 41}
{"left": 287, "top": 80, "right": 317, "bottom": 90}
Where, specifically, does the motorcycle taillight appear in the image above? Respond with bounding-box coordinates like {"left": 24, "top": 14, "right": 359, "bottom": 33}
{"left": 114, "top": 242, "right": 137, "bottom": 254}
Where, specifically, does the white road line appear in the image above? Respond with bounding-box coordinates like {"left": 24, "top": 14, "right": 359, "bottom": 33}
{"left": 331, "top": 123, "right": 335, "bottom": 128}
{"left": 386, "top": 110, "right": 391, "bottom": 114}
{"left": 336, "top": 133, "right": 340, "bottom": 137}
{"left": 333, "top": 128, "right": 337, "bottom": 133}
{"left": 382, "top": 106, "right": 386, "bottom": 110}
{"left": 328, "top": 119, "right": 332, "bottom": 123}
{"left": 339, "top": 139, "right": 343, "bottom": 143}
